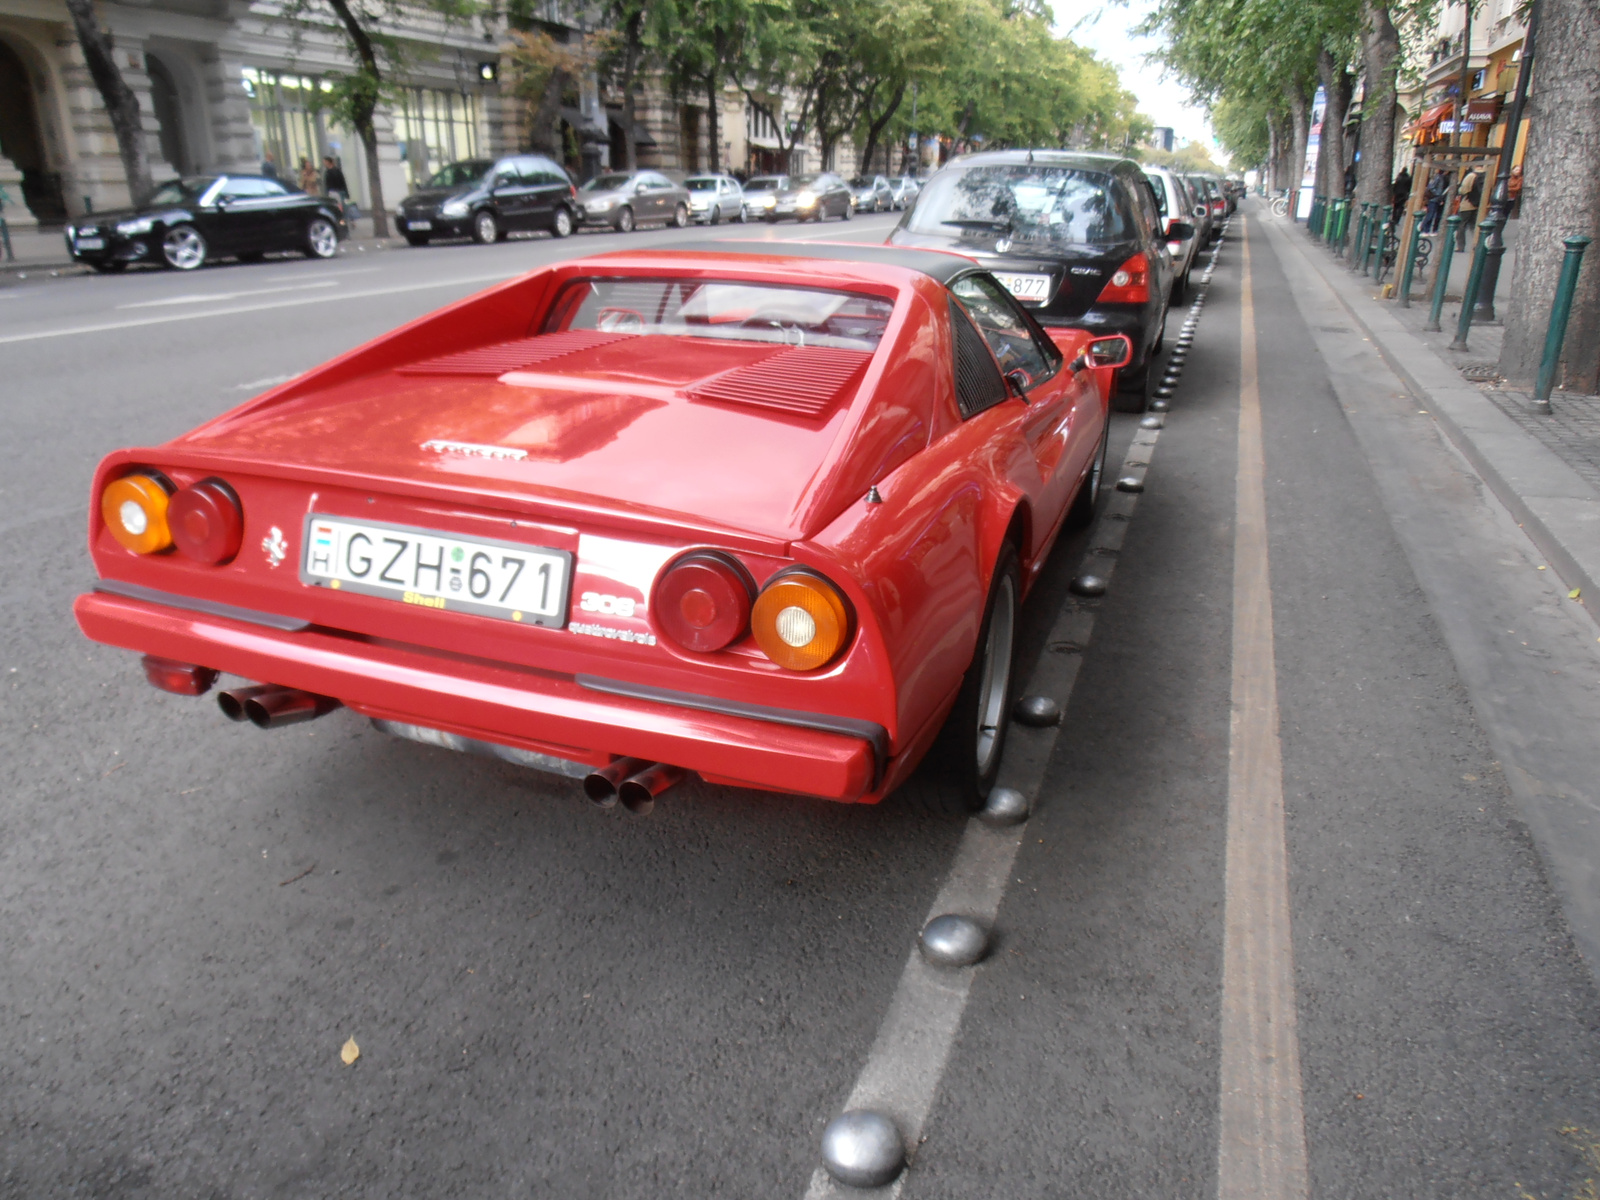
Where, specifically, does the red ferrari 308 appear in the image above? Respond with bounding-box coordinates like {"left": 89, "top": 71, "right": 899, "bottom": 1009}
{"left": 74, "top": 243, "right": 1129, "bottom": 812}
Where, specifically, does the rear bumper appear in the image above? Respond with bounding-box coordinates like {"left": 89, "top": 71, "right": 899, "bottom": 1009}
{"left": 75, "top": 588, "right": 881, "bottom": 803}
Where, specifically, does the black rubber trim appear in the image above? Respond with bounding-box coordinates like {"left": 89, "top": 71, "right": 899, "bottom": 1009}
{"left": 575, "top": 673, "right": 889, "bottom": 787}
{"left": 93, "top": 579, "right": 310, "bottom": 632}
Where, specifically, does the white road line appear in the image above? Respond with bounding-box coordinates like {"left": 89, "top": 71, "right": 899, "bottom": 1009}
{"left": 0, "top": 271, "right": 517, "bottom": 346}
{"left": 1215, "top": 221, "right": 1309, "bottom": 1200}
{"left": 118, "top": 279, "right": 343, "bottom": 309}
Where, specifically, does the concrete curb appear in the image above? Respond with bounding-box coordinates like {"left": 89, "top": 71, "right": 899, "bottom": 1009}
{"left": 1270, "top": 217, "right": 1600, "bottom": 624}
{"left": 1, "top": 235, "right": 404, "bottom": 277}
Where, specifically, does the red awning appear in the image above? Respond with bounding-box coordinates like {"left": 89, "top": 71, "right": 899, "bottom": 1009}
{"left": 1415, "top": 100, "right": 1456, "bottom": 130}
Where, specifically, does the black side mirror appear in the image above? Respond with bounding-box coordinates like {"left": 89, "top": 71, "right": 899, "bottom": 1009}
{"left": 1193, "top": 205, "right": 1208, "bottom": 219}
{"left": 1167, "top": 221, "right": 1196, "bottom": 241}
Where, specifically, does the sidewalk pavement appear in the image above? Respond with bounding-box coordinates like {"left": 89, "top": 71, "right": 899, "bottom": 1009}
{"left": 1273, "top": 210, "right": 1600, "bottom": 623}
{"left": 1, "top": 220, "right": 403, "bottom": 276}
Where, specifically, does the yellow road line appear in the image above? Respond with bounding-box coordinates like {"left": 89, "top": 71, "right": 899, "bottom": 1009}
{"left": 1217, "top": 221, "right": 1310, "bottom": 1200}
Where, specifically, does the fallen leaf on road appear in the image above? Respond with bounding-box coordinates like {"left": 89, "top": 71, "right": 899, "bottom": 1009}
{"left": 1570, "top": 588, "right": 1581, "bottom": 600}
{"left": 341, "top": 1037, "right": 360, "bottom": 1065}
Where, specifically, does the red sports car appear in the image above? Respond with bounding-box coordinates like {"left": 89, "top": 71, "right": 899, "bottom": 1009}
{"left": 74, "top": 243, "right": 1129, "bottom": 812}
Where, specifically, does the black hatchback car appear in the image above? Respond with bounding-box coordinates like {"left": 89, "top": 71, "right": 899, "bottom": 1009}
{"left": 64, "top": 175, "right": 347, "bottom": 272}
{"left": 395, "top": 155, "right": 580, "bottom": 246}
{"left": 889, "top": 150, "right": 1188, "bottom": 409}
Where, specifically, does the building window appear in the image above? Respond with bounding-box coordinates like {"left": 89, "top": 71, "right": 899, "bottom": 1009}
{"left": 242, "top": 68, "right": 335, "bottom": 185}
{"left": 395, "top": 89, "right": 481, "bottom": 190}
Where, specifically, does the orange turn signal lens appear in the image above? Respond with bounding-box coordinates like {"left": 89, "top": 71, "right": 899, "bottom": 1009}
{"left": 751, "top": 569, "right": 852, "bottom": 671}
{"left": 101, "top": 472, "right": 173, "bottom": 555}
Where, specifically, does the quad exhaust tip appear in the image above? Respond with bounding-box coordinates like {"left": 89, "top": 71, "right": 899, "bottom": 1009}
{"left": 583, "top": 758, "right": 687, "bottom": 814}
{"left": 217, "top": 684, "right": 340, "bottom": 728}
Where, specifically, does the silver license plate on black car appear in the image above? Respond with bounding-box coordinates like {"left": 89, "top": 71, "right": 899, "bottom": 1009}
{"left": 300, "top": 514, "right": 572, "bottom": 627}
{"left": 408, "top": 219, "right": 432, "bottom": 231}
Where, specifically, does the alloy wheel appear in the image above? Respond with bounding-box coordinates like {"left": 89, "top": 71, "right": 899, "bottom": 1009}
{"left": 161, "top": 225, "right": 206, "bottom": 270}
{"left": 305, "top": 218, "right": 338, "bottom": 259}
{"left": 617, "top": 206, "right": 635, "bottom": 233}
{"left": 472, "top": 210, "right": 498, "bottom": 244}
{"left": 552, "top": 208, "right": 573, "bottom": 238}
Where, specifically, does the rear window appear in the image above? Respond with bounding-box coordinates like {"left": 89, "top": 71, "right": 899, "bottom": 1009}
{"left": 906, "top": 165, "right": 1134, "bottom": 252}
{"left": 685, "top": 177, "right": 719, "bottom": 191}
{"left": 543, "top": 279, "right": 894, "bottom": 351}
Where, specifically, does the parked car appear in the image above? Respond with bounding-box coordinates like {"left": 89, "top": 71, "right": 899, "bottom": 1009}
{"left": 765, "top": 173, "right": 854, "bottom": 221}
{"left": 740, "top": 174, "right": 788, "bottom": 220}
{"left": 1178, "top": 174, "right": 1215, "bottom": 248}
{"left": 395, "top": 155, "right": 580, "bottom": 246}
{"left": 74, "top": 243, "right": 1131, "bottom": 812}
{"left": 1186, "top": 175, "right": 1227, "bottom": 235}
{"left": 577, "top": 171, "right": 691, "bottom": 232}
{"left": 847, "top": 174, "right": 895, "bottom": 213}
{"left": 889, "top": 174, "right": 922, "bottom": 210}
{"left": 1144, "top": 165, "right": 1198, "bottom": 302}
{"left": 685, "top": 174, "right": 746, "bottom": 224}
{"left": 64, "top": 175, "right": 347, "bottom": 272}
{"left": 889, "top": 149, "right": 1187, "bottom": 410}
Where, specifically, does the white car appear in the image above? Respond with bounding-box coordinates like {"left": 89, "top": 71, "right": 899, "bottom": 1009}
{"left": 684, "top": 174, "right": 746, "bottom": 224}
{"left": 1143, "top": 165, "right": 1199, "bottom": 303}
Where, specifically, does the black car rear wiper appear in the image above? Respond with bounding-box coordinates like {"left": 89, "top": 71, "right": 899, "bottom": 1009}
{"left": 941, "top": 218, "right": 1013, "bottom": 231}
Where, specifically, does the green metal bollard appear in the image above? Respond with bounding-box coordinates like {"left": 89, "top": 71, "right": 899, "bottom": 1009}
{"left": 1350, "top": 205, "right": 1371, "bottom": 272}
{"left": 1310, "top": 196, "right": 1321, "bottom": 240}
{"left": 1398, "top": 210, "right": 1423, "bottom": 307}
{"left": 1425, "top": 215, "right": 1463, "bottom": 333}
{"left": 1336, "top": 200, "right": 1352, "bottom": 256}
{"left": 1372, "top": 215, "right": 1392, "bottom": 279}
{"left": 1450, "top": 217, "right": 1502, "bottom": 351}
{"left": 1363, "top": 212, "right": 1384, "bottom": 277}
{"left": 1533, "top": 235, "right": 1594, "bottom": 414}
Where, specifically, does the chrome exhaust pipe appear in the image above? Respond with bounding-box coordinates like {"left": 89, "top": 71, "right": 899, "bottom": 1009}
{"left": 583, "top": 757, "right": 651, "bottom": 808}
{"left": 243, "top": 687, "right": 340, "bottom": 729}
{"left": 217, "top": 684, "right": 281, "bottom": 722}
{"left": 618, "top": 763, "right": 687, "bottom": 816}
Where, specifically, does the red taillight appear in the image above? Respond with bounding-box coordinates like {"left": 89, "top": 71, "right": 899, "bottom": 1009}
{"left": 169, "top": 477, "right": 244, "bottom": 565}
{"left": 142, "top": 654, "right": 218, "bottom": 696}
{"left": 1096, "top": 254, "right": 1150, "bottom": 304}
{"left": 654, "top": 552, "right": 755, "bottom": 652}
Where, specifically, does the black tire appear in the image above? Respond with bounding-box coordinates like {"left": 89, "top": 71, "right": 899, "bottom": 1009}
{"left": 917, "top": 544, "right": 1021, "bottom": 813}
{"left": 551, "top": 207, "right": 574, "bottom": 238}
{"left": 471, "top": 209, "right": 498, "bottom": 245}
{"left": 161, "top": 223, "right": 207, "bottom": 270}
{"left": 616, "top": 206, "right": 635, "bottom": 233}
{"left": 709, "top": 204, "right": 721, "bottom": 225}
{"left": 1113, "top": 361, "right": 1150, "bottom": 413}
{"left": 842, "top": 200, "right": 853, "bottom": 221}
{"left": 404, "top": 233, "right": 431, "bottom": 247}
{"left": 1067, "top": 418, "right": 1110, "bottom": 529}
{"left": 673, "top": 203, "right": 689, "bottom": 228}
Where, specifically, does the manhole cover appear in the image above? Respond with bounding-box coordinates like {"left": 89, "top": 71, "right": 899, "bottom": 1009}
{"left": 1461, "top": 363, "right": 1500, "bottom": 383}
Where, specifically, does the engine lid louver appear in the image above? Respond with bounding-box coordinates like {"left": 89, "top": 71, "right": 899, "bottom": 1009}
{"left": 400, "top": 330, "right": 632, "bottom": 375}
{"left": 685, "top": 346, "right": 871, "bottom": 418}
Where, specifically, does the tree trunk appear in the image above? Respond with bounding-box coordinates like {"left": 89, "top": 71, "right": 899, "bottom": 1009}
{"left": 528, "top": 69, "right": 570, "bottom": 157}
{"left": 1286, "top": 80, "right": 1311, "bottom": 217}
{"left": 1498, "top": 0, "right": 1600, "bottom": 391}
{"left": 857, "top": 80, "right": 905, "bottom": 177}
{"left": 1267, "top": 115, "right": 1281, "bottom": 191}
{"left": 705, "top": 72, "right": 721, "bottom": 172}
{"left": 1317, "top": 47, "right": 1352, "bottom": 201}
{"left": 356, "top": 114, "right": 388, "bottom": 238}
{"left": 620, "top": 10, "right": 642, "bottom": 170}
{"left": 1356, "top": 0, "right": 1401, "bottom": 214}
{"left": 61, "top": 0, "right": 151, "bottom": 204}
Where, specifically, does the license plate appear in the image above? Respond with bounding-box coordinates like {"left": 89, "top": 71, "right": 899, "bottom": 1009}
{"left": 407, "top": 219, "right": 432, "bottom": 231}
{"left": 76, "top": 236, "right": 104, "bottom": 250}
{"left": 993, "top": 273, "right": 1053, "bottom": 301}
{"left": 300, "top": 515, "right": 572, "bottom": 627}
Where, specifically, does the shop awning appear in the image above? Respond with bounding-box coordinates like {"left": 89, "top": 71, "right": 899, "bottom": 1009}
{"left": 1415, "top": 100, "right": 1456, "bottom": 130}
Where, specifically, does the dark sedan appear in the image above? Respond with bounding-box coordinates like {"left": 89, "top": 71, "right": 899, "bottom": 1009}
{"left": 765, "top": 173, "right": 854, "bottom": 222}
{"left": 395, "top": 155, "right": 579, "bottom": 245}
{"left": 888, "top": 149, "right": 1187, "bottom": 410}
{"left": 64, "top": 175, "right": 347, "bottom": 272}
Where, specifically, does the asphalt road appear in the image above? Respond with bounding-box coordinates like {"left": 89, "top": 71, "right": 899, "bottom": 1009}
{"left": 3, "top": 205, "right": 1600, "bottom": 1199}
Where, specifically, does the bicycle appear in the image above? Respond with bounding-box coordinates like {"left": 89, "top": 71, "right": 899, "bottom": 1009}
{"left": 1270, "top": 190, "right": 1290, "bottom": 218}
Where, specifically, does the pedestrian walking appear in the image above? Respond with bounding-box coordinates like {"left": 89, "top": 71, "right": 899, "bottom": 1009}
{"left": 322, "top": 155, "right": 348, "bottom": 198}
{"left": 1455, "top": 166, "right": 1484, "bottom": 251}
{"left": 1391, "top": 167, "right": 1412, "bottom": 221}
{"left": 297, "top": 156, "right": 319, "bottom": 194}
{"left": 261, "top": 150, "right": 279, "bottom": 180}
{"left": 1421, "top": 168, "right": 1449, "bottom": 233}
